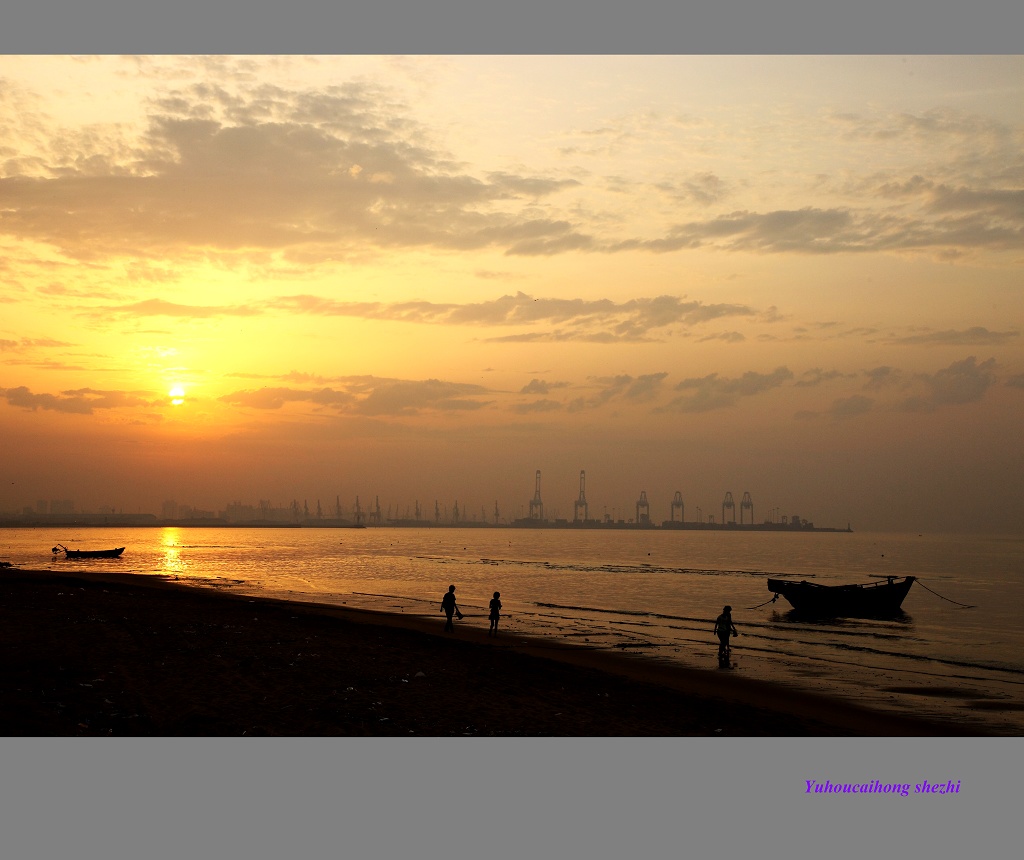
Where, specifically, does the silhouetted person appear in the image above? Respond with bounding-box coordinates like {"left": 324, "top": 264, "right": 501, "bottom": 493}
{"left": 714, "top": 605, "right": 739, "bottom": 659}
{"left": 441, "top": 584, "right": 460, "bottom": 632}
{"left": 488, "top": 591, "right": 502, "bottom": 636}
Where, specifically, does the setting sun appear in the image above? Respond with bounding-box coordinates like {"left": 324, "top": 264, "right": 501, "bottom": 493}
{"left": 169, "top": 385, "right": 186, "bottom": 406}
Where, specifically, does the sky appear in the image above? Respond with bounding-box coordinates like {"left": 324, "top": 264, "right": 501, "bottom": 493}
{"left": 1, "top": 55, "right": 1022, "bottom": 533}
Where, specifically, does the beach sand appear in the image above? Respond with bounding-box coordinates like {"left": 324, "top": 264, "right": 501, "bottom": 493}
{"left": 0, "top": 568, "right": 969, "bottom": 736}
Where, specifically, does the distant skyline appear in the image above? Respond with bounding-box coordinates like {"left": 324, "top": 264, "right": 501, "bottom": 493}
{"left": 3, "top": 478, "right": 837, "bottom": 529}
{"left": 1, "top": 56, "right": 1022, "bottom": 533}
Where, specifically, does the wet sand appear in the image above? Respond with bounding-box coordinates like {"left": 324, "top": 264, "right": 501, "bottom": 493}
{"left": 0, "top": 568, "right": 972, "bottom": 736}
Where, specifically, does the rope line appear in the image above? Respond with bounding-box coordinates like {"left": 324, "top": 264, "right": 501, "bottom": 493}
{"left": 744, "top": 594, "right": 780, "bottom": 610}
{"left": 915, "top": 578, "right": 975, "bottom": 608}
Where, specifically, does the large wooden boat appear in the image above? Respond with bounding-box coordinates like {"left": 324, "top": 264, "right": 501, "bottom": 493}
{"left": 767, "top": 576, "right": 915, "bottom": 616}
{"left": 52, "top": 544, "right": 125, "bottom": 559}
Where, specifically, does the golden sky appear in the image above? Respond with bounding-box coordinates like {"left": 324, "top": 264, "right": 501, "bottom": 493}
{"left": 1, "top": 55, "right": 1022, "bottom": 531}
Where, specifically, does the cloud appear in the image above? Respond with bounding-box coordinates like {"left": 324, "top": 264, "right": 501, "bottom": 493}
{"left": 0, "top": 385, "right": 153, "bottom": 414}
{"left": 519, "top": 378, "right": 569, "bottom": 395}
{"left": 96, "top": 298, "right": 263, "bottom": 319}
{"left": 511, "top": 399, "right": 563, "bottom": 414}
{"left": 878, "top": 175, "right": 1024, "bottom": 222}
{"left": 884, "top": 327, "right": 1019, "bottom": 347}
{"left": 829, "top": 395, "right": 875, "bottom": 419}
{"left": 473, "top": 293, "right": 755, "bottom": 342}
{"left": 0, "top": 81, "right": 589, "bottom": 262}
{"left": 1007, "top": 373, "right": 1024, "bottom": 390}
{"left": 611, "top": 197, "right": 1024, "bottom": 256}
{"left": 656, "top": 172, "right": 729, "bottom": 206}
{"left": 663, "top": 366, "right": 794, "bottom": 412}
{"left": 611, "top": 208, "right": 858, "bottom": 254}
{"left": 0, "top": 337, "right": 72, "bottom": 352}
{"left": 3, "top": 75, "right": 1022, "bottom": 269}
{"left": 621, "top": 372, "right": 669, "bottom": 402}
{"left": 217, "top": 387, "right": 357, "bottom": 411}
{"left": 486, "top": 172, "right": 581, "bottom": 198}
{"left": 564, "top": 373, "right": 669, "bottom": 412}
{"left": 900, "top": 356, "right": 997, "bottom": 411}
{"left": 92, "top": 291, "right": 758, "bottom": 343}
{"left": 795, "top": 368, "right": 852, "bottom": 387}
{"left": 218, "top": 376, "right": 492, "bottom": 417}
{"left": 863, "top": 366, "right": 903, "bottom": 390}
{"left": 355, "top": 379, "right": 492, "bottom": 415}
{"left": 697, "top": 331, "right": 745, "bottom": 343}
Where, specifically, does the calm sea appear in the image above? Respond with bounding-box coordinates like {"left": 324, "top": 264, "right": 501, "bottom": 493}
{"left": 4, "top": 526, "right": 1022, "bottom": 734}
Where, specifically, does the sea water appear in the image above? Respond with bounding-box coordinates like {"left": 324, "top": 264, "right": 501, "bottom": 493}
{"left": 4, "top": 526, "right": 1022, "bottom": 734}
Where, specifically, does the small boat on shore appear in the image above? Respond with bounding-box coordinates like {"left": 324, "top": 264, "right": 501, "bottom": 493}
{"left": 767, "top": 576, "right": 915, "bottom": 616}
{"left": 52, "top": 544, "right": 125, "bottom": 559}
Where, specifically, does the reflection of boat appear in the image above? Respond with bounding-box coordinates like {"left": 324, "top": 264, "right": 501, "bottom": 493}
{"left": 52, "top": 544, "right": 125, "bottom": 559}
{"left": 767, "top": 576, "right": 915, "bottom": 616}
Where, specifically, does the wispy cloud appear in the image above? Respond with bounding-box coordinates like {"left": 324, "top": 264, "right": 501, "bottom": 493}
{"left": 829, "top": 394, "right": 875, "bottom": 419}
{"left": 0, "top": 337, "right": 73, "bottom": 352}
{"left": 519, "top": 378, "right": 570, "bottom": 395}
{"left": 863, "top": 366, "right": 904, "bottom": 390}
{"left": 655, "top": 172, "right": 730, "bottom": 206}
{"left": 900, "top": 356, "right": 997, "bottom": 411}
{"left": 565, "top": 373, "right": 670, "bottom": 412}
{"left": 96, "top": 298, "right": 263, "bottom": 319}
{"left": 883, "top": 327, "right": 1019, "bottom": 347}
{"left": 218, "top": 376, "right": 493, "bottom": 417}
{"left": 611, "top": 203, "right": 1024, "bottom": 257}
{"left": 662, "top": 367, "right": 794, "bottom": 413}
{"left": 0, "top": 385, "right": 155, "bottom": 414}
{"left": 92, "top": 291, "right": 758, "bottom": 343}
{"left": 795, "top": 368, "right": 853, "bottom": 387}
{"left": 511, "top": 399, "right": 563, "bottom": 414}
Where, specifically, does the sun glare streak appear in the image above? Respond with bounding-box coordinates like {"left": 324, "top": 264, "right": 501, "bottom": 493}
{"left": 160, "top": 527, "right": 188, "bottom": 575}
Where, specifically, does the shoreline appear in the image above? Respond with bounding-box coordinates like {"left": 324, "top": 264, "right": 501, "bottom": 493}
{"left": 1, "top": 567, "right": 972, "bottom": 736}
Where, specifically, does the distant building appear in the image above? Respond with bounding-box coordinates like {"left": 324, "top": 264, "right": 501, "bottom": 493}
{"left": 222, "top": 501, "right": 296, "bottom": 524}
{"left": 178, "top": 505, "right": 216, "bottom": 520}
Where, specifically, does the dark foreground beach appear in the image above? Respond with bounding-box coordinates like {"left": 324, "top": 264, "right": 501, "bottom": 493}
{"left": 1, "top": 568, "right": 969, "bottom": 736}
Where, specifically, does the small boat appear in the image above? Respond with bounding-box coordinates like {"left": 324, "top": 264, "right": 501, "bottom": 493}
{"left": 52, "top": 544, "right": 125, "bottom": 559}
{"left": 767, "top": 576, "right": 915, "bottom": 616}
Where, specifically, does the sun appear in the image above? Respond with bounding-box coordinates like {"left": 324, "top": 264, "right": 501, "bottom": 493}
{"left": 168, "top": 384, "right": 186, "bottom": 406}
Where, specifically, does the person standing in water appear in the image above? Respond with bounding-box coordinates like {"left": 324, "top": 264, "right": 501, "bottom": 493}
{"left": 713, "top": 605, "right": 739, "bottom": 658}
{"left": 440, "top": 584, "right": 460, "bottom": 632}
{"left": 488, "top": 591, "right": 502, "bottom": 636}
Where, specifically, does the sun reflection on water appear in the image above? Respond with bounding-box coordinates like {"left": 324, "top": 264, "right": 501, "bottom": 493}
{"left": 160, "top": 527, "right": 189, "bottom": 576}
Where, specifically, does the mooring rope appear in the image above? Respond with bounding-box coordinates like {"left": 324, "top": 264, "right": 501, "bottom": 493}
{"left": 915, "top": 578, "right": 975, "bottom": 608}
{"left": 744, "top": 594, "right": 780, "bottom": 610}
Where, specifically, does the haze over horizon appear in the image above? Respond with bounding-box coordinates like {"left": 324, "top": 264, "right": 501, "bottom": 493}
{"left": 1, "top": 56, "right": 1022, "bottom": 534}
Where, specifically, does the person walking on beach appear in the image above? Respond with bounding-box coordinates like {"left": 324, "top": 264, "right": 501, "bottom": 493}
{"left": 440, "top": 584, "right": 461, "bottom": 632}
{"left": 714, "top": 605, "right": 739, "bottom": 658}
{"left": 488, "top": 591, "right": 502, "bottom": 636}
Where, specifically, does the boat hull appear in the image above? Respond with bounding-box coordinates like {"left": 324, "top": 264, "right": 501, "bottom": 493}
{"left": 767, "top": 576, "right": 915, "bottom": 616}
{"left": 55, "top": 547, "right": 125, "bottom": 559}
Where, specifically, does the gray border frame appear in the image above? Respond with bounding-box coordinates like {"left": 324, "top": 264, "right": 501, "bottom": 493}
{"left": 3, "top": 0, "right": 1023, "bottom": 53}
{"left": 2, "top": 1, "right": 1021, "bottom": 857}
